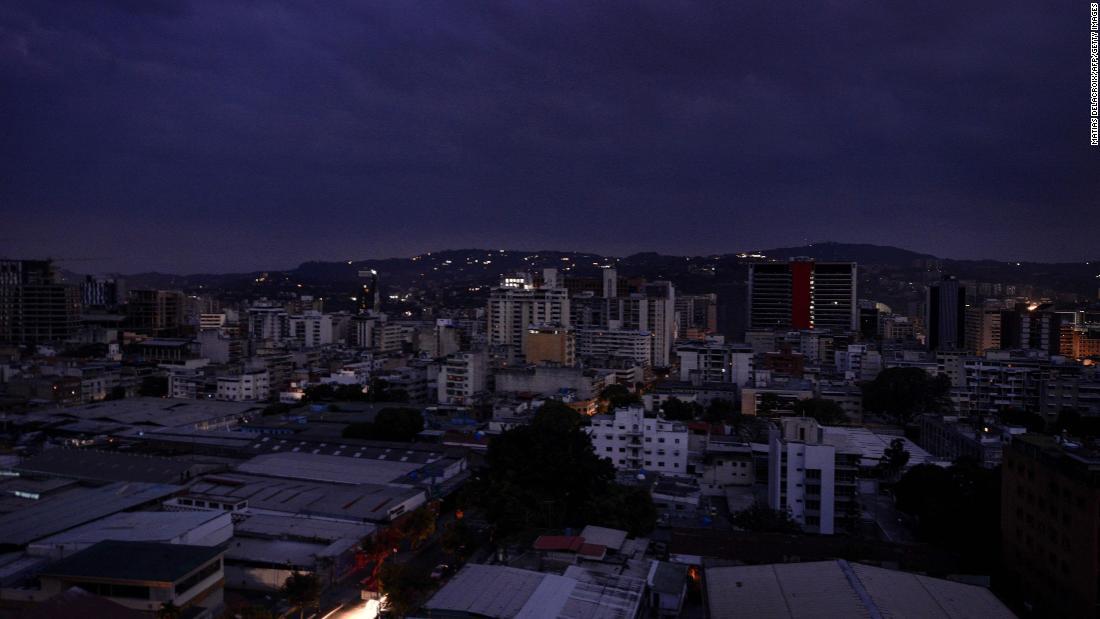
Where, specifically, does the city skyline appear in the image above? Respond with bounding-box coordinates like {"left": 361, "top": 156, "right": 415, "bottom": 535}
{"left": 3, "top": 1, "right": 1097, "bottom": 272}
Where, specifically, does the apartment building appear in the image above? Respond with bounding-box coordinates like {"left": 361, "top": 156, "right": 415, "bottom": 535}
{"left": 588, "top": 406, "right": 689, "bottom": 476}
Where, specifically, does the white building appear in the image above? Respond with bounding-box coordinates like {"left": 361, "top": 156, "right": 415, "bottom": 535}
{"left": 675, "top": 337, "right": 753, "bottom": 385}
{"left": 488, "top": 271, "right": 570, "bottom": 362}
{"left": 246, "top": 304, "right": 289, "bottom": 344}
{"left": 576, "top": 326, "right": 653, "bottom": 367}
{"left": 588, "top": 406, "right": 689, "bottom": 475}
{"left": 610, "top": 282, "right": 676, "bottom": 367}
{"left": 834, "top": 344, "right": 882, "bottom": 381}
{"left": 437, "top": 351, "right": 488, "bottom": 405}
{"left": 217, "top": 369, "right": 270, "bottom": 402}
{"left": 767, "top": 417, "right": 860, "bottom": 535}
{"left": 289, "top": 310, "right": 334, "bottom": 348}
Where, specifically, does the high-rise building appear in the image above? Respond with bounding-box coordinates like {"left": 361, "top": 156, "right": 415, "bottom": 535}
{"left": 675, "top": 338, "right": 754, "bottom": 385}
{"left": 0, "top": 259, "right": 81, "bottom": 344}
{"left": 964, "top": 301, "right": 1004, "bottom": 354}
{"left": 487, "top": 271, "right": 570, "bottom": 363}
{"left": 927, "top": 276, "right": 967, "bottom": 351}
{"left": 675, "top": 293, "right": 718, "bottom": 339}
{"left": 357, "top": 269, "right": 380, "bottom": 313}
{"left": 126, "top": 289, "right": 185, "bottom": 336}
{"left": 610, "top": 281, "right": 677, "bottom": 367}
{"left": 767, "top": 417, "right": 860, "bottom": 535}
{"left": 747, "top": 260, "right": 857, "bottom": 333}
{"left": 1002, "top": 434, "right": 1100, "bottom": 617}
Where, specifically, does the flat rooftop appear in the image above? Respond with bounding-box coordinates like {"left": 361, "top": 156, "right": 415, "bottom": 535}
{"left": 0, "top": 482, "right": 182, "bottom": 546}
{"left": 30, "top": 510, "right": 229, "bottom": 549}
{"left": 706, "top": 560, "right": 1015, "bottom": 619}
{"left": 15, "top": 449, "right": 203, "bottom": 484}
{"left": 40, "top": 540, "right": 223, "bottom": 584}
{"left": 234, "top": 451, "right": 421, "bottom": 485}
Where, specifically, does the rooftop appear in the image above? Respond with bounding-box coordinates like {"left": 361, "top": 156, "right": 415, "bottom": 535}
{"left": 578, "top": 525, "right": 627, "bottom": 552}
{"left": 40, "top": 540, "right": 223, "bottom": 584}
{"left": 30, "top": 510, "right": 229, "bottom": 550}
{"left": 15, "top": 449, "right": 205, "bottom": 484}
{"left": 706, "top": 560, "right": 1015, "bottom": 619}
{"left": 0, "top": 482, "right": 182, "bottom": 546}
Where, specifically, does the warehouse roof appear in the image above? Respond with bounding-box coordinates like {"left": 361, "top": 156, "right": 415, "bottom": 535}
{"left": 706, "top": 560, "right": 1015, "bottom": 619}
{"left": 40, "top": 541, "right": 222, "bottom": 584}
{"left": 0, "top": 482, "right": 181, "bottom": 546}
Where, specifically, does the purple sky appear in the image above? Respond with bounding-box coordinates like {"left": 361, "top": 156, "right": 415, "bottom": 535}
{"left": 1, "top": 1, "right": 1096, "bottom": 273}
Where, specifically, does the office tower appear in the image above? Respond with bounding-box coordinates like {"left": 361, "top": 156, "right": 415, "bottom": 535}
{"left": 747, "top": 259, "right": 858, "bottom": 333}
{"left": 927, "top": 276, "right": 966, "bottom": 351}
{"left": 487, "top": 271, "right": 570, "bottom": 363}
{"left": 609, "top": 281, "right": 677, "bottom": 367}
{"left": 675, "top": 293, "right": 718, "bottom": 339}
{"left": 964, "top": 301, "right": 1004, "bottom": 354}
{"left": 1002, "top": 434, "right": 1100, "bottom": 617}
{"left": 768, "top": 417, "right": 860, "bottom": 535}
{"left": 246, "top": 303, "right": 290, "bottom": 344}
{"left": 857, "top": 300, "right": 879, "bottom": 340}
{"left": 1000, "top": 302, "right": 1063, "bottom": 355}
{"left": 126, "top": 289, "right": 185, "bottom": 336}
{"left": 80, "top": 275, "right": 125, "bottom": 309}
{"left": 524, "top": 325, "right": 575, "bottom": 366}
{"left": 0, "top": 259, "right": 81, "bottom": 344}
{"left": 358, "top": 269, "right": 380, "bottom": 313}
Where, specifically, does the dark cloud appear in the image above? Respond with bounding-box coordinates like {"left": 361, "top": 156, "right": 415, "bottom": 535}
{"left": 0, "top": 0, "right": 1095, "bottom": 272}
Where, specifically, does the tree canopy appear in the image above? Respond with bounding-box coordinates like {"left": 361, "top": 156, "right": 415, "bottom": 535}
{"left": 281, "top": 571, "right": 321, "bottom": 619}
{"left": 660, "top": 397, "right": 702, "bottom": 421}
{"left": 730, "top": 502, "right": 801, "bottom": 534}
{"left": 862, "top": 367, "right": 950, "bottom": 423}
{"left": 599, "top": 384, "right": 641, "bottom": 411}
{"left": 892, "top": 461, "right": 1000, "bottom": 572}
{"left": 474, "top": 402, "right": 655, "bottom": 536}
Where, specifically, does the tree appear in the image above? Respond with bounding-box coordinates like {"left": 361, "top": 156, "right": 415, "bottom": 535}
{"left": 877, "top": 438, "right": 910, "bottom": 479}
{"left": 281, "top": 571, "right": 321, "bottom": 619}
{"left": 474, "top": 401, "right": 655, "bottom": 536}
{"left": 399, "top": 504, "right": 437, "bottom": 549}
{"left": 342, "top": 407, "right": 424, "bottom": 442}
{"left": 703, "top": 398, "right": 738, "bottom": 423}
{"left": 367, "top": 377, "right": 408, "bottom": 403}
{"left": 892, "top": 461, "right": 1001, "bottom": 573}
{"left": 155, "top": 602, "right": 181, "bottom": 619}
{"left": 105, "top": 385, "right": 127, "bottom": 400}
{"left": 792, "top": 398, "right": 847, "bottom": 425}
{"left": 600, "top": 384, "right": 641, "bottom": 411}
{"left": 660, "top": 397, "right": 701, "bottom": 421}
{"left": 730, "top": 502, "right": 801, "bottom": 534}
{"left": 441, "top": 520, "right": 475, "bottom": 559}
{"left": 379, "top": 563, "right": 430, "bottom": 617}
{"left": 138, "top": 375, "right": 168, "bottom": 397}
{"left": 862, "top": 367, "right": 950, "bottom": 423}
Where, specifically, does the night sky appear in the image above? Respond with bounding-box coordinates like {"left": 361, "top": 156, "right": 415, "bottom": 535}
{"left": 1, "top": 1, "right": 1095, "bottom": 273}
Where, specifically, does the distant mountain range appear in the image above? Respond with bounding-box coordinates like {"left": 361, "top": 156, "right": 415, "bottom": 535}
{"left": 70, "top": 242, "right": 1098, "bottom": 303}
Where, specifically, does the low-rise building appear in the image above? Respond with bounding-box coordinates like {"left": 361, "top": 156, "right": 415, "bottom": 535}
{"left": 588, "top": 406, "right": 689, "bottom": 475}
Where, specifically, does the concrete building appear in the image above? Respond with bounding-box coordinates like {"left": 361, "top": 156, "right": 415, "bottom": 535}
{"left": 675, "top": 338, "right": 753, "bottom": 385}
{"left": 487, "top": 271, "right": 570, "bottom": 362}
{"left": 126, "top": 289, "right": 185, "bottom": 337}
{"left": 437, "top": 351, "right": 488, "bottom": 405}
{"left": 524, "top": 324, "right": 575, "bottom": 366}
{"left": 1002, "top": 434, "right": 1100, "bottom": 617}
{"left": 216, "top": 368, "right": 269, "bottom": 402}
{"left": 918, "top": 414, "right": 1024, "bottom": 467}
{"left": 494, "top": 365, "right": 608, "bottom": 400}
{"left": 0, "top": 259, "right": 81, "bottom": 344}
{"left": 927, "top": 276, "right": 967, "bottom": 352}
{"left": 36, "top": 541, "right": 224, "bottom": 615}
{"left": 767, "top": 417, "right": 860, "bottom": 534}
{"left": 675, "top": 293, "right": 718, "bottom": 339}
{"left": 575, "top": 326, "right": 652, "bottom": 368}
{"left": 588, "top": 406, "right": 689, "bottom": 475}
{"left": 288, "top": 310, "right": 335, "bottom": 348}
{"left": 610, "top": 281, "right": 677, "bottom": 367}
{"left": 834, "top": 344, "right": 882, "bottom": 381}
